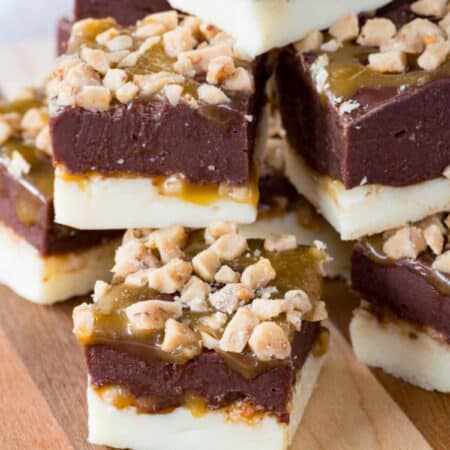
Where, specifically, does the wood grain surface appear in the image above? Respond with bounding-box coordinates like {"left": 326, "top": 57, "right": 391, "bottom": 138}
{"left": 0, "top": 281, "right": 448, "bottom": 450}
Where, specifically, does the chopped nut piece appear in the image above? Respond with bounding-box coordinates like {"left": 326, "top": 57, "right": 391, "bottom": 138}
{"left": 134, "top": 22, "right": 166, "bottom": 38}
{"left": 192, "top": 248, "right": 221, "bottom": 282}
{"left": 382, "top": 18, "right": 445, "bottom": 54}
{"left": 73, "top": 303, "right": 95, "bottom": 342}
{"left": 116, "top": 82, "right": 139, "bottom": 103}
{"left": 161, "top": 319, "right": 199, "bottom": 352}
{"left": 92, "top": 280, "right": 111, "bottom": 302}
{"left": 105, "top": 35, "right": 133, "bottom": 52}
{"left": 179, "top": 276, "right": 210, "bottom": 311}
{"left": 284, "top": 290, "right": 312, "bottom": 313}
{"left": 211, "top": 233, "right": 247, "bottom": 260}
{"left": 70, "top": 18, "right": 117, "bottom": 44}
{"left": 294, "top": 29, "right": 324, "bottom": 52}
{"left": 96, "top": 27, "right": 119, "bottom": 46}
{"left": 0, "top": 119, "right": 12, "bottom": 145}
{"left": 147, "top": 258, "right": 192, "bottom": 294}
{"left": 201, "top": 331, "right": 219, "bottom": 350}
{"left": 76, "top": 86, "right": 112, "bottom": 112}
{"left": 163, "top": 84, "right": 183, "bottom": 106}
{"left": 223, "top": 67, "right": 254, "bottom": 92}
{"left": 264, "top": 234, "right": 297, "bottom": 252}
{"left": 198, "top": 312, "right": 227, "bottom": 331}
{"left": 103, "top": 68, "right": 128, "bottom": 91}
{"left": 424, "top": 223, "right": 445, "bottom": 254}
{"left": 125, "top": 268, "right": 154, "bottom": 287}
{"left": 198, "top": 83, "right": 230, "bottom": 104}
{"left": 21, "top": 108, "right": 48, "bottom": 134}
{"left": 357, "top": 18, "right": 397, "bottom": 47}
{"left": 383, "top": 226, "right": 427, "bottom": 259}
{"left": 207, "top": 56, "right": 235, "bottom": 85}
{"left": 64, "top": 60, "right": 101, "bottom": 88}
{"left": 138, "top": 36, "right": 162, "bottom": 55}
{"left": 199, "top": 23, "right": 220, "bottom": 41}
{"left": 80, "top": 47, "right": 110, "bottom": 75}
{"left": 113, "top": 239, "right": 159, "bottom": 278}
{"left": 174, "top": 44, "right": 233, "bottom": 75}
{"left": 209, "top": 283, "right": 253, "bottom": 314}
{"left": 305, "top": 300, "right": 328, "bottom": 321}
{"left": 321, "top": 39, "right": 343, "bottom": 52}
{"left": 241, "top": 258, "right": 276, "bottom": 290}
{"left": 287, "top": 311, "right": 303, "bottom": 331}
{"left": 146, "top": 225, "right": 187, "bottom": 264}
{"left": 126, "top": 300, "right": 182, "bottom": 331}
{"left": 251, "top": 299, "right": 292, "bottom": 320}
{"left": 215, "top": 265, "right": 240, "bottom": 284}
{"left": 248, "top": 322, "right": 291, "bottom": 361}
{"left": 205, "top": 221, "right": 239, "bottom": 244}
{"left": 143, "top": 11, "right": 178, "bottom": 31}
{"left": 35, "top": 125, "right": 52, "bottom": 154}
{"left": 218, "top": 183, "right": 252, "bottom": 201}
{"left": 108, "top": 50, "right": 131, "bottom": 64}
{"left": 368, "top": 50, "right": 407, "bottom": 73}
{"left": 4, "top": 151, "right": 31, "bottom": 178}
{"left": 411, "top": 0, "right": 447, "bottom": 18}
{"left": 134, "top": 72, "right": 185, "bottom": 96}
{"left": 418, "top": 41, "right": 450, "bottom": 70}
{"left": 329, "top": 14, "right": 359, "bottom": 42}
{"left": 163, "top": 26, "right": 197, "bottom": 57}
{"left": 439, "top": 12, "right": 450, "bottom": 36}
{"left": 432, "top": 250, "right": 450, "bottom": 273}
{"left": 220, "top": 307, "right": 259, "bottom": 353}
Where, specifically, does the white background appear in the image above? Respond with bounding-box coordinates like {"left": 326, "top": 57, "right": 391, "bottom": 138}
{"left": 0, "top": 0, "right": 71, "bottom": 47}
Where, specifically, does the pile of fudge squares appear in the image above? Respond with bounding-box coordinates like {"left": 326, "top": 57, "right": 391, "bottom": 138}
{"left": 0, "top": 0, "right": 449, "bottom": 448}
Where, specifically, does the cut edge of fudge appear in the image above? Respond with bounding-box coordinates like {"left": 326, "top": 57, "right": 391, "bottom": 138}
{"left": 276, "top": 0, "right": 450, "bottom": 189}
{"left": 73, "top": 224, "right": 329, "bottom": 445}
{"left": 350, "top": 306, "right": 450, "bottom": 393}
{"left": 283, "top": 144, "right": 450, "bottom": 241}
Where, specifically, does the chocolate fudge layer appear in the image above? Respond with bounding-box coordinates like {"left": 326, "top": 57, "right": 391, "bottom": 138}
{"left": 75, "top": 0, "right": 171, "bottom": 25}
{"left": 352, "top": 217, "right": 450, "bottom": 340}
{"left": 50, "top": 14, "right": 268, "bottom": 186}
{"left": 276, "top": 0, "right": 450, "bottom": 189}
{"left": 74, "top": 225, "right": 328, "bottom": 421}
{"left": 86, "top": 322, "right": 322, "bottom": 423}
{"left": 0, "top": 97, "right": 120, "bottom": 256}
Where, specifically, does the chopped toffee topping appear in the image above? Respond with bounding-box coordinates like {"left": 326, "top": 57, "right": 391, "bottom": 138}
{"left": 49, "top": 12, "right": 255, "bottom": 113}
{"left": 74, "top": 223, "right": 328, "bottom": 370}
{"left": 294, "top": 1, "right": 450, "bottom": 104}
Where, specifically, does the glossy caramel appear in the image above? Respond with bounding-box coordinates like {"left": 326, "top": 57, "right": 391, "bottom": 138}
{"left": 81, "top": 233, "right": 325, "bottom": 379}
{"left": 317, "top": 43, "right": 450, "bottom": 99}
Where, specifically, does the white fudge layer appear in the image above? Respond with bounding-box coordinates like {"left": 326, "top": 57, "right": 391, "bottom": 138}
{"left": 284, "top": 147, "right": 450, "bottom": 241}
{"left": 241, "top": 210, "right": 352, "bottom": 278}
{"left": 350, "top": 308, "right": 450, "bottom": 393}
{"left": 0, "top": 223, "right": 119, "bottom": 305}
{"left": 88, "top": 350, "right": 326, "bottom": 450}
{"left": 54, "top": 170, "right": 257, "bottom": 230}
{"left": 168, "top": 0, "right": 390, "bottom": 57}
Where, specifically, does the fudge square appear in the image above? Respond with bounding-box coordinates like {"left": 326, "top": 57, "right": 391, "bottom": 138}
{"left": 50, "top": 12, "right": 268, "bottom": 230}
{"left": 350, "top": 213, "right": 450, "bottom": 392}
{"left": 276, "top": 0, "right": 450, "bottom": 240}
{"left": 168, "top": 0, "right": 391, "bottom": 57}
{"left": 73, "top": 224, "right": 329, "bottom": 450}
{"left": 0, "top": 90, "right": 121, "bottom": 305}
{"left": 58, "top": 0, "right": 172, "bottom": 54}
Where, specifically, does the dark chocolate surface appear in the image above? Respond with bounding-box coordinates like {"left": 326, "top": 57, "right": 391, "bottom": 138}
{"left": 51, "top": 58, "right": 268, "bottom": 185}
{"left": 75, "top": 0, "right": 171, "bottom": 25}
{"left": 352, "top": 241, "right": 450, "bottom": 340}
{"left": 86, "top": 321, "right": 321, "bottom": 422}
{"left": 276, "top": 0, "right": 450, "bottom": 189}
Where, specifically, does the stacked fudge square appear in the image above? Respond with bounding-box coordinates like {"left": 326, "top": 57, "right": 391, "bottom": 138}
{"left": 0, "top": 0, "right": 449, "bottom": 449}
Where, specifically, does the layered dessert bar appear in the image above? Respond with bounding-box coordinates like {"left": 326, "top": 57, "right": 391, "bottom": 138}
{"left": 276, "top": 0, "right": 450, "bottom": 240}
{"left": 49, "top": 12, "right": 268, "bottom": 229}
{"left": 73, "top": 224, "right": 329, "bottom": 450}
{"left": 58, "top": 0, "right": 171, "bottom": 55}
{"left": 0, "top": 91, "right": 121, "bottom": 304}
{"left": 242, "top": 109, "right": 353, "bottom": 278}
{"left": 168, "top": 0, "right": 391, "bottom": 57}
{"left": 350, "top": 213, "right": 450, "bottom": 392}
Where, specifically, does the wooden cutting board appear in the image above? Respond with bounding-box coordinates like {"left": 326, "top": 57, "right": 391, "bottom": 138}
{"left": 0, "top": 40, "right": 448, "bottom": 450}
{"left": 0, "top": 280, "right": 448, "bottom": 450}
